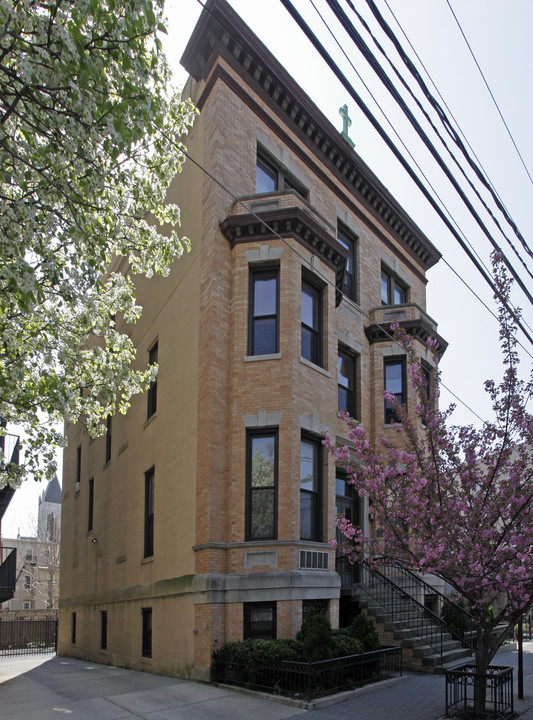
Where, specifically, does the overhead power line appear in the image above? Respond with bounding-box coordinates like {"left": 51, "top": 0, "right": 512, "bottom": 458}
{"left": 323, "top": 0, "right": 533, "bottom": 308}
{"left": 360, "top": 0, "right": 533, "bottom": 266}
{"left": 338, "top": 0, "right": 533, "bottom": 287}
{"left": 307, "top": 0, "right": 528, "bottom": 328}
{"left": 276, "top": 0, "right": 533, "bottom": 348}
{"left": 445, "top": 0, "right": 533, "bottom": 187}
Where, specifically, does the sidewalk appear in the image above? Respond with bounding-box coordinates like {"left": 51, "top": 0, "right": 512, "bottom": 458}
{"left": 1, "top": 643, "right": 532, "bottom": 720}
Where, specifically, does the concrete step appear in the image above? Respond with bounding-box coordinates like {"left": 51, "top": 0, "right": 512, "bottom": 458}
{"left": 423, "top": 646, "right": 472, "bottom": 669}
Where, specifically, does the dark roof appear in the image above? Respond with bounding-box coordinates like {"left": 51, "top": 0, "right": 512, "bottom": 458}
{"left": 40, "top": 475, "right": 61, "bottom": 506}
{"left": 181, "top": 0, "right": 441, "bottom": 275}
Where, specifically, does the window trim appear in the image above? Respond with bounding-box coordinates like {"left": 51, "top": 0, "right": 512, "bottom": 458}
{"left": 248, "top": 266, "right": 280, "bottom": 356}
{"left": 105, "top": 415, "right": 112, "bottom": 463}
{"left": 256, "top": 149, "right": 308, "bottom": 199}
{"left": 243, "top": 601, "right": 277, "bottom": 640}
{"left": 381, "top": 267, "right": 408, "bottom": 306}
{"left": 337, "top": 346, "right": 357, "bottom": 418}
{"left": 384, "top": 356, "right": 407, "bottom": 424}
{"left": 245, "top": 430, "right": 278, "bottom": 541}
{"left": 88, "top": 477, "right": 94, "bottom": 533}
{"left": 300, "top": 435, "right": 323, "bottom": 542}
{"left": 144, "top": 467, "right": 155, "bottom": 558}
{"left": 147, "top": 342, "right": 158, "bottom": 420}
{"left": 301, "top": 276, "right": 323, "bottom": 368}
{"left": 337, "top": 223, "right": 357, "bottom": 302}
{"left": 101, "top": 610, "right": 108, "bottom": 651}
{"left": 141, "top": 607, "right": 152, "bottom": 658}
{"left": 75, "top": 445, "right": 81, "bottom": 492}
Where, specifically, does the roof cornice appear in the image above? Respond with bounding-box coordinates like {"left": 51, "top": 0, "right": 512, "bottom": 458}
{"left": 181, "top": 0, "right": 441, "bottom": 273}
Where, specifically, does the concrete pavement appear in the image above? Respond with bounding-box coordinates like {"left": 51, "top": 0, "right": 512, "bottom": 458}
{"left": 1, "top": 643, "right": 532, "bottom": 720}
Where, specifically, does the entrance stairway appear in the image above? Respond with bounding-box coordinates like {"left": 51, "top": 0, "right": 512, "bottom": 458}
{"left": 348, "top": 559, "right": 474, "bottom": 673}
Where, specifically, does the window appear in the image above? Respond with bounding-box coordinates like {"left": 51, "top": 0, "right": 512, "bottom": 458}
{"left": 147, "top": 342, "right": 158, "bottom": 419}
{"left": 144, "top": 467, "right": 155, "bottom": 558}
{"left": 256, "top": 151, "right": 307, "bottom": 198}
{"left": 25, "top": 548, "right": 33, "bottom": 562}
{"left": 88, "top": 478, "right": 94, "bottom": 532}
{"left": 243, "top": 602, "right": 276, "bottom": 640}
{"left": 249, "top": 267, "right": 279, "bottom": 356}
{"left": 338, "top": 348, "right": 357, "bottom": 417}
{"left": 23, "top": 601, "right": 31, "bottom": 610}
{"left": 381, "top": 268, "right": 407, "bottom": 305}
{"left": 105, "top": 415, "right": 112, "bottom": 463}
{"left": 303, "top": 599, "right": 328, "bottom": 620}
{"left": 337, "top": 224, "right": 357, "bottom": 301}
{"left": 101, "top": 611, "right": 108, "bottom": 650}
{"left": 76, "top": 445, "right": 81, "bottom": 492}
{"left": 384, "top": 357, "right": 406, "bottom": 424}
{"left": 71, "top": 612, "right": 77, "bottom": 644}
{"left": 24, "top": 575, "right": 30, "bottom": 590}
{"left": 300, "top": 437, "right": 322, "bottom": 541}
{"left": 301, "top": 278, "right": 322, "bottom": 366}
{"left": 141, "top": 608, "right": 152, "bottom": 658}
{"left": 246, "top": 431, "right": 277, "bottom": 540}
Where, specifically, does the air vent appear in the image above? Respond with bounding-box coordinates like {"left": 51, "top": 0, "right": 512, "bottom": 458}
{"left": 299, "top": 550, "right": 329, "bottom": 570}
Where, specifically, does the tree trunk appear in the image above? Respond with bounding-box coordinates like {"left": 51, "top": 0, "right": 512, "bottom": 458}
{"left": 473, "top": 630, "right": 493, "bottom": 715}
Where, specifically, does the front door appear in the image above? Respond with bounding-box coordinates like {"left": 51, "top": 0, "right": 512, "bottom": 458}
{"left": 335, "top": 474, "right": 360, "bottom": 585}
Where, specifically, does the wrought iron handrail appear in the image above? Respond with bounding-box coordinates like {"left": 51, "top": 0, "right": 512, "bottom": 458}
{"left": 385, "top": 560, "right": 475, "bottom": 651}
{"left": 360, "top": 559, "right": 447, "bottom": 661}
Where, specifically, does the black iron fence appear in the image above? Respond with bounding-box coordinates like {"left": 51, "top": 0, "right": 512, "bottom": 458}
{"left": 445, "top": 664, "right": 513, "bottom": 719}
{"left": 0, "top": 616, "right": 57, "bottom": 657}
{"left": 212, "top": 646, "right": 402, "bottom": 701}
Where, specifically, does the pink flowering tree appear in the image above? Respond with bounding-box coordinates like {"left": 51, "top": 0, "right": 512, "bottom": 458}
{"left": 325, "top": 254, "right": 533, "bottom": 700}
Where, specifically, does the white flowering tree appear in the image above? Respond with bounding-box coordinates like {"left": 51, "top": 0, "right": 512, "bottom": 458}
{"left": 0, "top": 0, "right": 197, "bottom": 487}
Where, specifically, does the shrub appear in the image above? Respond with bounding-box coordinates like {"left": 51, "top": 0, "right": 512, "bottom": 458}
{"left": 332, "top": 630, "right": 363, "bottom": 657}
{"left": 296, "top": 610, "right": 336, "bottom": 661}
{"left": 344, "top": 613, "right": 381, "bottom": 652}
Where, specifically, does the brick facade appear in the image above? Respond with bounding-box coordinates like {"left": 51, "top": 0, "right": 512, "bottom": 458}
{"left": 58, "top": 0, "right": 446, "bottom": 681}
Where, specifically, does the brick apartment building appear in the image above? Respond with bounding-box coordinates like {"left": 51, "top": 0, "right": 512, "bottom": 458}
{"left": 58, "top": 0, "right": 446, "bottom": 680}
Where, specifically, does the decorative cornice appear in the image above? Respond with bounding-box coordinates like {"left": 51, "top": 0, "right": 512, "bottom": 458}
{"left": 364, "top": 318, "right": 448, "bottom": 355}
{"left": 220, "top": 206, "right": 348, "bottom": 305}
{"left": 181, "top": 0, "right": 441, "bottom": 274}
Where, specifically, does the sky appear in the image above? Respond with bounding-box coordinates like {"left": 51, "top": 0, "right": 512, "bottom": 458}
{"left": 3, "top": 0, "right": 532, "bottom": 536}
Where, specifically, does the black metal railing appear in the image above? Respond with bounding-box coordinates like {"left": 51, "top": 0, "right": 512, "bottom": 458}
{"left": 0, "top": 546, "right": 17, "bottom": 602}
{"left": 359, "top": 559, "right": 447, "bottom": 661}
{"left": 336, "top": 555, "right": 360, "bottom": 586}
{"left": 0, "top": 617, "right": 57, "bottom": 657}
{"left": 383, "top": 560, "right": 475, "bottom": 651}
{"left": 212, "top": 646, "right": 402, "bottom": 701}
{"left": 445, "top": 664, "right": 513, "bottom": 719}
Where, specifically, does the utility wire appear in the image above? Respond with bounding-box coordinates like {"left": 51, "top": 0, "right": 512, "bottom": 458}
{"left": 445, "top": 0, "right": 533, "bottom": 187}
{"left": 307, "top": 0, "right": 533, "bottom": 340}
{"left": 323, "top": 0, "right": 533, "bottom": 308}
{"left": 276, "top": 0, "right": 533, "bottom": 348}
{"left": 184, "top": 0, "right": 533, "bottom": 398}
{"left": 338, "top": 0, "right": 533, "bottom": 286}
{"left": 360, "top": 0, "right": 533, "bottom": 265}
{"left": 307, "top": 0, "right": 516, "bottom": 316}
